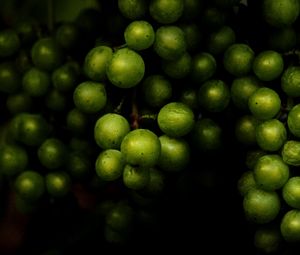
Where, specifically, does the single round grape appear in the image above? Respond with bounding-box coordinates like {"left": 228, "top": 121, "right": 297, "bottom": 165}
{"left": 123, "top": 165, "right": 150, "bottom": 190}
{"left": 252, "top": 50, "right": 284, "bottom": 82}
{"left": 190, "top": 52, "right": 216, "bottom": 83}
{"left": 0, "top": 29, "right": 20, "bottom": 57}
{"left": 94, "top": 113, "right": 130, "bottom": 150}
{"left": 31, "top": 37, "right": 64, "bottom": 72}
{"left": 235, "top": 115, "right": 260, "bottom": 146}
{"left": 140, "top": 74, "right": 172, "bottom": 108}
{"left": 120, "top": 129, "right": 161, "bottom": 167}
{"left": 223, "top": 43, "right": 255, "bottom": 77}
{"left": 140, "top": 168, "right": 164, "bottom": 196}
{"left": 230, "top": 75, "right": 261, "bottom": 111}
{"left": 281, "top": 66, "right": 300, "bottom": 97}
{"left": 73, "top": 81, "right": 107, "bottom": 114}
{"left": 45, "top": 171, "right": 71, "bottom": 197}
{"left": 83, "top": 45, "right": 113, "bottom": 82}
{"left": 206, "top": 25, "right": 236, "bottom": 55}
{"left": 153, "top": 25, "right": 186, "bottom": 61}
{"left": 6, "top": 92, "right": 32, "bottom": 115}
{"left": 38, "top": 138, "right": 68, "bottom": 170}
{"left": 66, "top": 151, "right": 92, "bottom": 179}
{"left": 52, "top": 63, "right": 78, "bottom": 92}
{"left": 243, "top": 187, "right": 281, "bottom": 224}
{"left": 106, "top": 47, "right": 145, "bottom": 88}
{"left": 11, "top": 113, "right": 50, "bottom": 146}
{"left": 197, "top": 79, "right": 230, "bottom": 113}
{"left": 254, "top": 154, "right": 289, "bottom": 191}
{"left": 157, "top": 135, "right": 190, "bottom": 172}
{"left": 95, "top": 149, "right": 125, "bottom": 181}
{"left": 281, "top": 140, "right": 300, "bottom": 166}
{"left": 14, "top": 170, "right": 45, "bottom": 202}
{"left": 0, "top": 144, "right": 28, "bottom": 177}
{"left": 280, "top": 209, "right": 300, "bottom": 242}
{"left": 22, "top": 67, "right": 50, "bottom": 97}
{"left": 124, "top": 20, "right": 155, "bottom": 51}
{"left": 255, "top": 119, "right": 287, "bottom": 152}
{"left": 55, "top": 22, "right": 79, "bottom": 50}
{"left": 157, "top": 102, "right": 195, "bottom": 137}
{"left": 45, "top": 89, "right": 67, "bottom": 112}
{"left": 282, "top": 176, "right": 300, "bottom": 209}
{"left": 254, "top": 226, "right": 282, "bottom": 254}
{"left": 189, "top": 118, "right": 222, "bottom": 151}
{"left": 66, "top": 108, "right": 89, "bottom": 136}
{"left": 287, "top": 104, "right": 300, "bottom": 137}
{"left": 248, "top": 87, "right": 281, "bottom": 120}
{"left": 237, "top": 170, "right": 256, "bottom": 197}
{"left": 149, "top": 0, "right": 184, "bottom": 24}
{"left": 0, "top": 62, "right": 21, "bottom": 94}
{"left": 118, "top": 0, "right": 147, "bottom": 20}
{"left": 161, "top": 51, "right": 192, "bottom": 79}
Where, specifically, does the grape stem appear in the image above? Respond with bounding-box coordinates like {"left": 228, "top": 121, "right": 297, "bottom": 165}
{"left": 130, "top": 89, "right": 139, "bottom": 129}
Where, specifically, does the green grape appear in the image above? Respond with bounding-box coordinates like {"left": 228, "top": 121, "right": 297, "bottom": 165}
{"left": 94, "top": 113, "right": 130, "bottom": 150}
{"left": 235, "top": 115, "right": 260, "bottom": 146}
{"left": 248, "top": 87, "right": 281, "bottom": 120}
{"left": 189, "top": 118, "right": 223, "bottom": 152}
{"left": 37, "top": 138, "right": 68, "bottom": 170}
{"left": 157, "top": 135, "right": 190, "bottom": 172}
{"left": 140, "top": 74, "right": 172, "bottom": 108}
{"left": 190, "top": 52, "right": 217, "bottom": 83}
{"left": 197, "top": 79, "right": 230, "bottom": 113}
{"left": 10, "top": 113, "right": 50, "bottom": 147}
{"left": 14, "top": 170, "right": 45, "bottom": 202}
{"left": 0, "top": 29, "right": 20, "bottom": 57}
{"left": 120, "top": 129, "right": 161, "bottom": 167}
{"left": 124, "top": 20, "right": 155, "bottom": 51}
{"left": 73, "top": 81, "right": 107, "bottom": 114}
{"left": 66, "top": 108, "right": 89, "bottom": 136}
{"left": 243, "top": 187, "right": 281, "bottom": 224}
{"left": 45, "top": 89, "right": 67, "bottom": 112}
{"left": 22, "top": 67, "right": 50, "bottom": 97}
{"left": 253, "top": 154, "right": 289, "bottom": 191}
{"left": 161, "top": 51, "right": 192, "bottom": 79}
{"left": 55, "top": 22, "right": 80, "bottom": 51}
{"left": 123, "top": 164, "right": 150, "bottom": 190}
{"left": 281, "top": 140, "right": 300, "bottom": 166}
{"left": 118, "top": 0, "right": 147, "bottom": 20}
{"left": 106, "top": 47, "right": 145, "bottom": 88}
{"left": 252, "top": 50, "right": 284, "bottom": 82}
{"left": 45, "top": 171, "right": 71, "bottom": 197}
{"left": 31, "top": 37, "right": 64, "bottom": 72}
{"left": 153, "top": 25, "right": 186, "bottom": 61}
{"left": 95, "top": 149, "right": 125, "bottom": 181}
{"left": 83, "top": 45, "right": 113, "bottom": 82}
{"left": 223, "top": 43, "right": 255, "bottom": 77}
{"left": 230, "top": 75, "right": 261, "bottom": 111}
{"left": 0, "top": 62, "right": 21, "bottom": 94}
{"left": 149, "top": 0, "right": 184, "bottom": 24}
{"left": 52, "top": 63, "right": 78, "bottom": 92}
{"left": 157, "top": 102, "right": 195, "bottom": 137}
{"left": 255, "top": 119, "right": 287, "bottom": 152}
{"left": 206, "top": 25, "right": 236, "bottom": 55}
{"left": 0, "top": 143, "right": 28, "bottom": 177}
{"left": 6, "top": 92, "right": 32, "bottom": 115}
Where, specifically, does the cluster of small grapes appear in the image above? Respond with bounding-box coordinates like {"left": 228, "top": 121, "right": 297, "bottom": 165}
{"left": 1, "top": 0, "right": 300, "bottom": 254}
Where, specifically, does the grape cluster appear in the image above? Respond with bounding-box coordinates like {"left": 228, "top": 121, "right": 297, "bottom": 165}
{"left": 1, "top": 0, "right": 300, "bottom": 254}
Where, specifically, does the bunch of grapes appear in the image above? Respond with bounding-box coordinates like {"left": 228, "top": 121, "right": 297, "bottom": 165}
{"left": 1, "top": 0, "right": 300, "bottom": 254}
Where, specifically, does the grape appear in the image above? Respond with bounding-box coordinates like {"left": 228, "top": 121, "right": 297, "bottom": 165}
{"left": 106, "top": 47, "right": 145, "bottom": 88}
{"left": 2, "top": 1, "right": 300, "bottom": 253}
